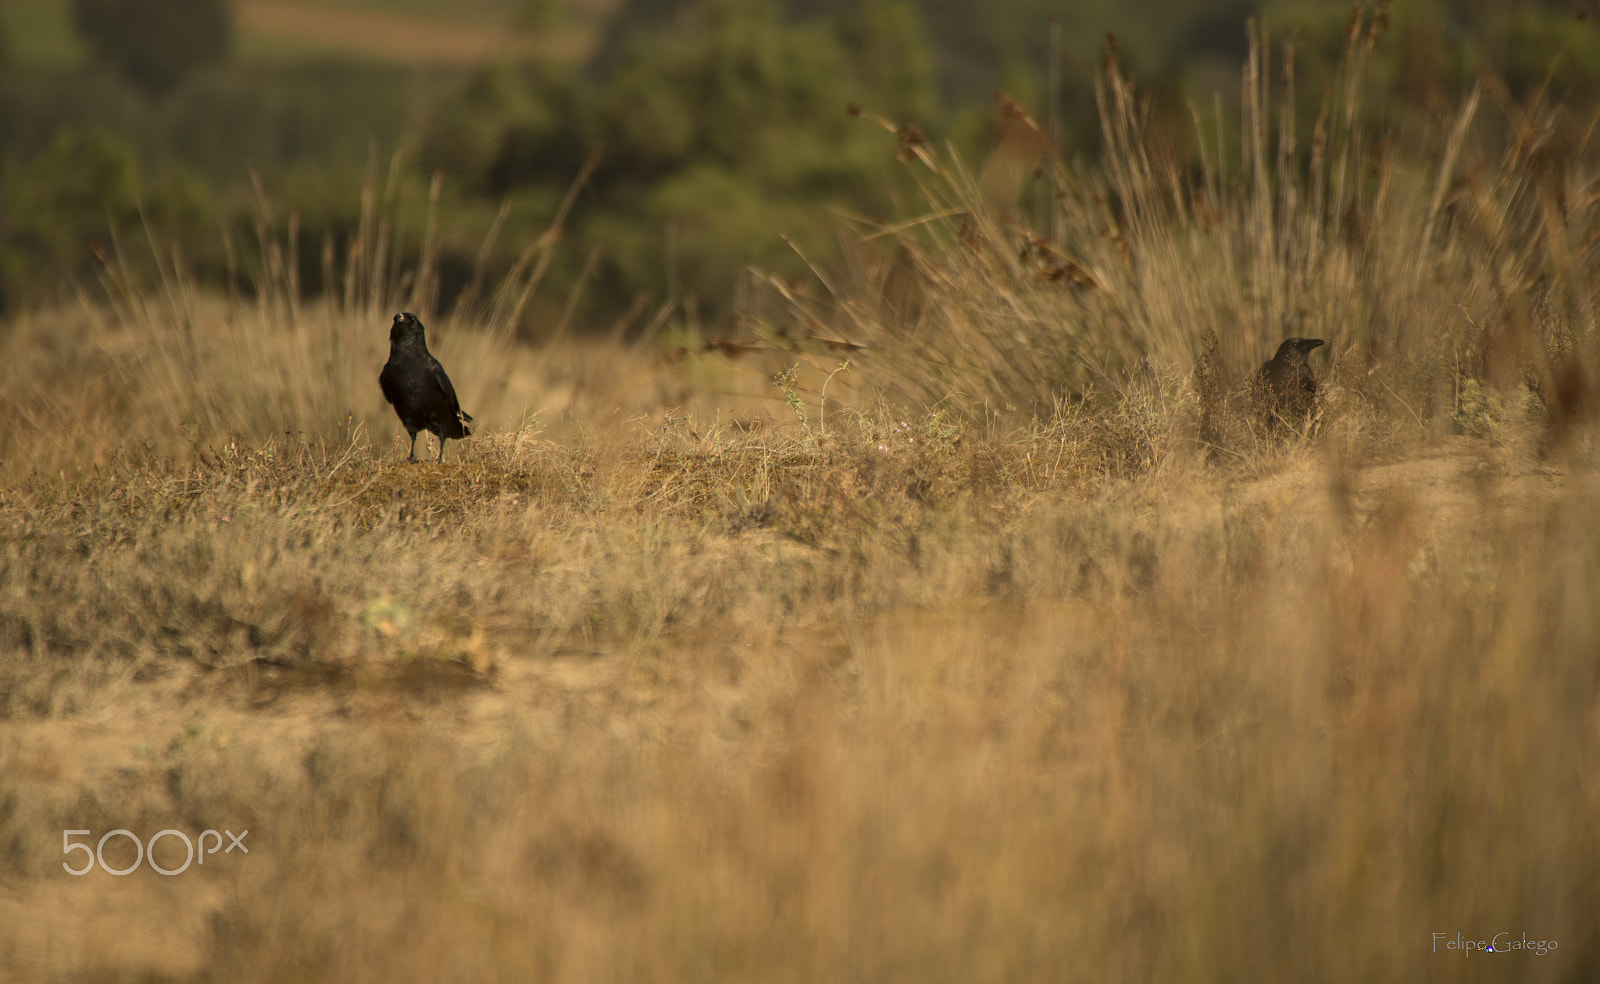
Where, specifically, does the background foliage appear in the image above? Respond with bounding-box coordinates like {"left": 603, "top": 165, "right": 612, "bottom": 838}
{"left": 69, "top": 0, "right": 233, "bottom": 95}
{"left": 1, "top": 0, "right": 1598, "bottom": 328}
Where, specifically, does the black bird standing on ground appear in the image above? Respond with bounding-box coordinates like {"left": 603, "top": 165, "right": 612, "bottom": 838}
{"left": 1257, "top": 337, "right": 1325, "bottom": 421}
{"left": 379, "top": 312, "right": 474, "bottom": 462}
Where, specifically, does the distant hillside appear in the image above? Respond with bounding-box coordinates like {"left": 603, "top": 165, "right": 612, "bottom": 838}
{"left": 0, "top": 0, "right": 621, "bottom": 68}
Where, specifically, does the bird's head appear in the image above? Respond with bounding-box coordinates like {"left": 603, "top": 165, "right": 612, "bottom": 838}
{"left": 390, "top": 312, "right": 425, "bottom": 344}
{"left": 1274, "top": 337, "right": 1325, "bottom": 360}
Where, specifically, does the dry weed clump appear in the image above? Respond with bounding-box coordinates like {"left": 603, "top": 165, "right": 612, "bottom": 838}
{"left": 767, "top": 12, "right": 1600, "bottom": 465}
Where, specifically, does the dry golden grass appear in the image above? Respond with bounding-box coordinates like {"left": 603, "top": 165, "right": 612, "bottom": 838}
{"left": 3, "top": 14, "right": 1600, "bottom": 981}
{"left": 2, "top": 389, "right": 1597, "bottom": 981}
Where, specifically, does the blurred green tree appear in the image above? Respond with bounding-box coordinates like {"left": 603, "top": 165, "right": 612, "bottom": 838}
{"left": 584, "top": 0, "right": 933, "bottom": 317}
{"left": 0, "top": 127, "right": 212, "bottom": 312}
{"left": 0, "top": 129, "right": 140, "bottom": 308}
{"left": 70, "top": 0, "right": 232, "bottom": 96}
{"left": 420, "top": 0, "right": 938, "bottom": 327}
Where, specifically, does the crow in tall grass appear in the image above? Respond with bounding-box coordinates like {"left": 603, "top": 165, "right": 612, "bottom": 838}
{"left": 1257, "top": 337, "right": 1324, "bottom": 421}
{"left": 379, "top": 312, "right": 474, "bottom": 462}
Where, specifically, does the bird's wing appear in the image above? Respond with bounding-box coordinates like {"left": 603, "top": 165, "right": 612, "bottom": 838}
{"left": 378, "top": 364, "right": 401, "bottom": 407}
{"left": 428, "top": 357, "right": 465, "bottom": 414}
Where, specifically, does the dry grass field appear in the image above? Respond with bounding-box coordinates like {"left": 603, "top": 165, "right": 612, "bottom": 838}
{"left": 3, "top": 21, "right": 1600, "bottom": 983}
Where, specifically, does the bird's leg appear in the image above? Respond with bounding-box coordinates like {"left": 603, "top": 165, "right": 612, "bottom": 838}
{"left": 438, "top": 437, "right": 447, "bottom": 462}
{"left": 407, "top": 431, "right": 419, "bottom": 463}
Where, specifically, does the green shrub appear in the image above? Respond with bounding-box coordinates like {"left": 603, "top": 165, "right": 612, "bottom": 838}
{"left": 70, "top": 0, "right": 232, "bottom": 96}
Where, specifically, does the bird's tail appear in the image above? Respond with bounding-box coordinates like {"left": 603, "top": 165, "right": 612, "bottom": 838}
{"left": 457, "top": 410, "right": 474, "bottom": 438}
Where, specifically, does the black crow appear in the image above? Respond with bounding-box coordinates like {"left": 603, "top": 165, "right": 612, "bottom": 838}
{"left": 378, "top": 312, "right": 474, "bottom": 462}
{"left": 1257, "top": 337, "right": 1324, "bottom": 420}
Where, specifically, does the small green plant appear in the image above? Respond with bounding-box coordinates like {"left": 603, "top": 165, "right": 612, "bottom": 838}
{"left": 774, "top": 363, "right": 807, "bottom": 424}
